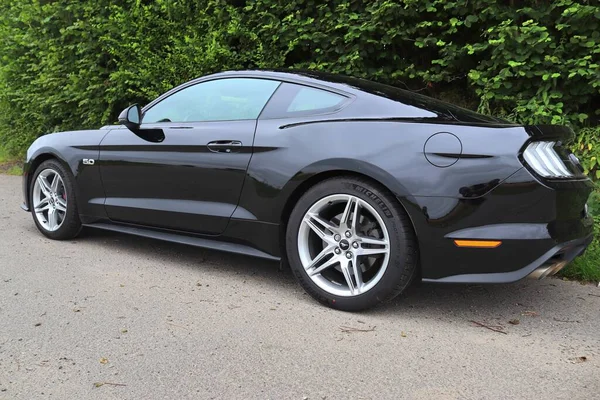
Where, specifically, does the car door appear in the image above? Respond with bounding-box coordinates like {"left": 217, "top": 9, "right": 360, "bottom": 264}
{"left": 98, "top": 77, "right": 281, "bottom": 235}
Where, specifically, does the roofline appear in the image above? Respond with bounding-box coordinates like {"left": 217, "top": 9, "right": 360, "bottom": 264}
{"left": 187, "top": 69, "right": 359, "bottom": 94}
{"left": 142, "top": 70, "right": 358, "bottom": 112}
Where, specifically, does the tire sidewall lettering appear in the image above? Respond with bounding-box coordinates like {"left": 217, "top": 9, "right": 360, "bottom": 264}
{"left": 352, "top": 184, "right": 393, "bottom": 218}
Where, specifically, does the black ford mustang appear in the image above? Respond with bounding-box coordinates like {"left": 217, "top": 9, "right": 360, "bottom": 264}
{"left": 21, "top": 70, "right": 593, "bottom": 310}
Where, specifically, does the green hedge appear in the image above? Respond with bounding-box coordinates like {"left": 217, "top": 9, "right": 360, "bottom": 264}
{"left": 0, "top": 0, "right": 598, "bottom": 156}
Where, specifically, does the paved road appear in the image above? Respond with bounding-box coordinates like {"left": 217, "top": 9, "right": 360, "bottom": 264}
{"left": 0, "top": 174, "right": 599, "bottom": 400}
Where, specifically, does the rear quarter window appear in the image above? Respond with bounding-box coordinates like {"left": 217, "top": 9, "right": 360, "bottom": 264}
{"left": 260, "top": 83, "right": 348, "bottom": 119}
{"left": 287, "top": 86, "right": 345, "bottom": 112}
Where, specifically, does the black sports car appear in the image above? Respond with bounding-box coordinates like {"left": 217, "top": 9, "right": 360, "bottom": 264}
{"left": 21, "top": 70, "right": 593, "bottom": 310}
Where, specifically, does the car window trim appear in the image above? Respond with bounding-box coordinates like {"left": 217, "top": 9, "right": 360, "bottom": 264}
{"left": 141, "top": 77, "right": 282, "bottom": 123}
{"left": 140, "top": 120, "right": 258, "bottom": 128}
{"left": 259, "top": 82, "right": 354, "bottom": 120}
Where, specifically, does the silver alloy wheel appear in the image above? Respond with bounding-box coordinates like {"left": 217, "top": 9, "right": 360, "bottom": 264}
{"left": 32, "top": 169, "right": 67, "bottom": 232}
{"left": 297, "top": 194, "right": 390, "bottom": 297}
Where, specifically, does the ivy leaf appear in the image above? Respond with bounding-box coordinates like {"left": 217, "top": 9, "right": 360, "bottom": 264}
{"left": 464, "top": 15, "right": 478, "bottom": 27}
{"left": 468, "top": 70, "right": 481, "bottom": 80}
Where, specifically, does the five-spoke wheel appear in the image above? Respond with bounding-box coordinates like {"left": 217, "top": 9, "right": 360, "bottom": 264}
{"left": 287, "top": 177, "right": 418, "bottom": 311}
{"left": 33, "top": 169, "right": 68, "bottom": 232}
{"left": 30, "top": 159, "right": 82, "bottom": 240}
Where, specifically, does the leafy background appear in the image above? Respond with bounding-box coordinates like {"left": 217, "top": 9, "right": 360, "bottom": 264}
{"left": 0, "top": 0, "right": 598, "bottom": 279}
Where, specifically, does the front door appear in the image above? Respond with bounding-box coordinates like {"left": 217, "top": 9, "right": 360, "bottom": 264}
{"left": 98, "top": 78, "right": 281, "bottom": 235}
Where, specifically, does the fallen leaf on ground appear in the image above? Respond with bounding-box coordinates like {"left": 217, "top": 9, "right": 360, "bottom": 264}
{"left": 401, "top": 331, "right": 407, "bottom": 337}
{"left": 120, "top": 329, "right": 128, "bottom": 334}
{"left": 99, "top": 358, "right": 108, "bottom": 364}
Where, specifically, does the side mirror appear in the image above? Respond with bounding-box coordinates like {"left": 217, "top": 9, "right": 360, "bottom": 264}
{"left": 118, "top": 104, "right": 141, "bottom": 130}
{"left": 118, "top": 104, "right": 164, "bottom": 143}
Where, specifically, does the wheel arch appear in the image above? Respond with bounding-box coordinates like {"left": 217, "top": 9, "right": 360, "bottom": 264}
{"left": 25, "top": 151, "right": 73, "bottom": 207}
{"left": 279, "top": 158, "right": 418, "bottom": 222}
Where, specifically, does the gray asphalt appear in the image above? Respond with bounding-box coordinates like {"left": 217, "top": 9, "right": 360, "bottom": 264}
{"left": 0, "top": 174, "right": 599, "bottom": 400}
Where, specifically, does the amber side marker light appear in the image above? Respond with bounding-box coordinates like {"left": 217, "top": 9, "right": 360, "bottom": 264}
{"left": 453, "top": 240, "right": 502, "bottom": 248}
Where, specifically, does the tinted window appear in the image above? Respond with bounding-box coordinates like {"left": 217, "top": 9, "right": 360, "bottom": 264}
{"left": 143, "top": 78, "right": 280, "bottom": 123}
{"left": 260, "top": 83, "right": 348, "bottom": 119}
{"left": 287, "top": 86, "right": 345, "bottom": 112}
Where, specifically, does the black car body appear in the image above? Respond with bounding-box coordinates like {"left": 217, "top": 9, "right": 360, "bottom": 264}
{"left": 22, "top": 70, "right": 593, "bottom": 309}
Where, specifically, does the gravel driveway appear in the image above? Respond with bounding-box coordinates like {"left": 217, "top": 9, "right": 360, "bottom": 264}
{"left": 0, "top": 174, "right": 599, "bottom": 399}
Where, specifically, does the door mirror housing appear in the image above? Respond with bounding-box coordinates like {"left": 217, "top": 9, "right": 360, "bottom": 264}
{"left": 118, "top": 104, "right": 142, "bottom": 129}
{"left": 118, "top": 104, "right": 164, "bottom": 143}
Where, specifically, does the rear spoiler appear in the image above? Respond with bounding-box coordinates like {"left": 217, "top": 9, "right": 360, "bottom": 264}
{"left": 524, "top": 125, "right": 575, "bottom": 142}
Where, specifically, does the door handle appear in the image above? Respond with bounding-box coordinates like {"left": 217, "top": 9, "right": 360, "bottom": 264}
{"left": 207, "top": 140, "right": 243, "bottom": 153}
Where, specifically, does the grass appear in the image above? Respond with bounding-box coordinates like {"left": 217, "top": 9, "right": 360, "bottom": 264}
{"left": 561, "top": 245, "right": 600, "bottom": 282}
{"left": 0, "top": 146, "right": 23, "bottom": 175}
{"left": 558, "top": 187, "right": 600, "bottom": 282}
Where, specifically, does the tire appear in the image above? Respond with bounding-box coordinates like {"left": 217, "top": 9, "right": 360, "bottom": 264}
{"left": 286, "top": 176, "right": 418, "bottom": 311}
{"left": 30, "top": 159, "right": 82, "bottom": 240}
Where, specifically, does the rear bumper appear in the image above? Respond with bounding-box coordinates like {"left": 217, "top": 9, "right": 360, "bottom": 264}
{"left": 422, "top": 234, "right": 592, "bottom": 283}
{"left": 416, "top": 166, "right": 594, "bottom": 282}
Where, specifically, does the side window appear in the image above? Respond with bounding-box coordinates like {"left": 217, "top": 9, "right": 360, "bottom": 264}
{"left": 287, "top": 86, "right": 345, "bottom": 112}
{"left": 142, "top": 78, "right": 280, "bottom": 123}
{"left": 260, "top": 83, "right": 348, "bottom": 119}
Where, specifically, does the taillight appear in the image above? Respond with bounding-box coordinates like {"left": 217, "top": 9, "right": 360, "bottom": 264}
{"left": 522, "top": 141, "right": 577, "bottom": 178}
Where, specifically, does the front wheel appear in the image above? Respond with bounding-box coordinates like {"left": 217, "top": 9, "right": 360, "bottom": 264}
{"left": 286, "top": 177, "right": 418, "bottom": 311}
{"left": 30, "top": 159, "right": 82, "bottom": 240}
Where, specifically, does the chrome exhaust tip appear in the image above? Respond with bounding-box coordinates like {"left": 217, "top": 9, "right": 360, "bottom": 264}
{"left": 529, "top": 261, "right": 568, "bottom": 280}
{"left": 529, "top": 265, "right": 553, "bottom": 280}
{"left": 546, "top": 261, "right": 568, "bottom": 277}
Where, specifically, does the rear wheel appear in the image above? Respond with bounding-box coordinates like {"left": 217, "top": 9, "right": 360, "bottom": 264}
{"left": 286, "top": 177, "right": 418, "bottom": 311}
{"left": 30, "top": 159, "right": 82, "bottom": 240}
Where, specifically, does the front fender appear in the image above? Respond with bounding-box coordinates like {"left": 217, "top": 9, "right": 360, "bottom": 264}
{"left": 23, "top": 130, "right": 110, "bottom": 219}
